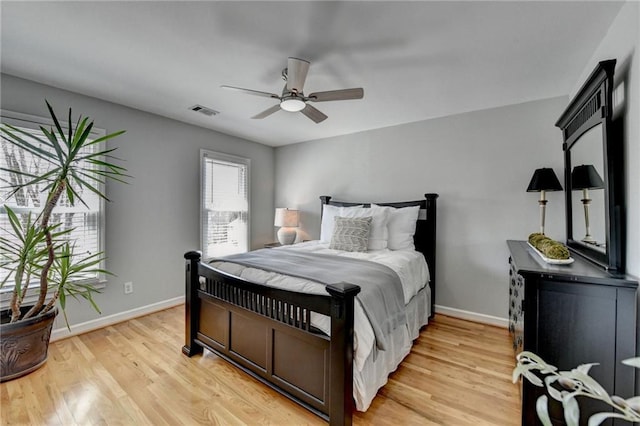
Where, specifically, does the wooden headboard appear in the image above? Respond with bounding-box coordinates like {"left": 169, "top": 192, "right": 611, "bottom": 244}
{"left": 319, "top": 193, "right": 439, "bottom": 317}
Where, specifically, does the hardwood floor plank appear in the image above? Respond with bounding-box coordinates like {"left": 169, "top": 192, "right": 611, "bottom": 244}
{"left": 0, "top": 307, "right": 520, "bottom": 425}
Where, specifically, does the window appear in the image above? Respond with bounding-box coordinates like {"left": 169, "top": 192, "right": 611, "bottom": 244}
{"left": 200, "top": 150, "right": 250, "bottom": 258}
{"left": 0, "top": 111, "right": 106, "bottom": 296}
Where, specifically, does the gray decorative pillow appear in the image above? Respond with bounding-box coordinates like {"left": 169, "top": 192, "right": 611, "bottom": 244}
{"left": 329, "top": 216, "right": 372, "bottom": 252}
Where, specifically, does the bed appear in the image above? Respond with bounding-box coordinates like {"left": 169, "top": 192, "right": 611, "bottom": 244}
{"left": 182, "top": 193, "right": 438, "bottom": 425}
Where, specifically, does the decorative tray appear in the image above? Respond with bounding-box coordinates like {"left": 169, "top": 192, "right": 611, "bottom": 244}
{"left": 527, "top": 242, "right": 574, "bottom": 265}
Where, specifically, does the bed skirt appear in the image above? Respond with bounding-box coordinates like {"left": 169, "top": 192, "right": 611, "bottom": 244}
{"left": 354, "top": 284, "right": 431, "bottom": 410}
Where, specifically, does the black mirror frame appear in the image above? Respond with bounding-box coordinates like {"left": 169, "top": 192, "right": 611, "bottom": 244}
{"left": 555, "top": 59, "right": 625, "bottom": 272}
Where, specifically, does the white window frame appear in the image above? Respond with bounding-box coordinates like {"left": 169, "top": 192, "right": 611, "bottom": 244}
{"left": 0, "top": 109, "right": 107, "bottom": 306}
{"left": 200, "top": 149, "right": 251, "bottom": 259}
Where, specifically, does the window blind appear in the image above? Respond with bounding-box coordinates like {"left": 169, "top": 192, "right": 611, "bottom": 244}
{"left": 201, "top": 150, "right": 250, "bottom": 258}
{"left": 0, "top": 112, "right": 106, "bottom": 288}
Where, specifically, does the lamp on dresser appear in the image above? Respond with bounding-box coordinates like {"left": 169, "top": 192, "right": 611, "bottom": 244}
{"left": 526, "top": 168, "right": 563, "bottom": 235}
{"left": 571, "top": 164, "right": 604, "bottom": 244}
{"left": 274, "top": 208, "right": 299, "bottom": 245}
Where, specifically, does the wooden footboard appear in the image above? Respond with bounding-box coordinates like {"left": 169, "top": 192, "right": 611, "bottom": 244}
{"left": 183, "top": 251, "right": 360, "bottom": 426}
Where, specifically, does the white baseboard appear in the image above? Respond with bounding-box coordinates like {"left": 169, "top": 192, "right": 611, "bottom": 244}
{"left": 435, "top": 304, "right": 509, "bottom": 328}
{"left": 49, "top": 298, "right": 506, "bottom": 341}
{"left": 50, "top": 296, "right": 185, "bottom": 342}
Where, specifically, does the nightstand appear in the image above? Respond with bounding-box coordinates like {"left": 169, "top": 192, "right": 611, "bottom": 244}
{"left": 264, "top": 242, "right": 282, "bottom": 248}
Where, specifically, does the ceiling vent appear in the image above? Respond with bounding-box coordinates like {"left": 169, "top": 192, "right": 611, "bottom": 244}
{"left": 189, "top": 104, "right": 219, "bottom": 117}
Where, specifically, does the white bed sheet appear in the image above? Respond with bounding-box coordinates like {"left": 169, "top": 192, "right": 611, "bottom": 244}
{"left": 209, "top": 240, "right": 430, "bottom": 373}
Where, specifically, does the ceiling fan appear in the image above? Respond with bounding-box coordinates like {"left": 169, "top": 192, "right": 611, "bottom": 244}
{"left": 221, "top": 57, "right": 364, "bottom": 123}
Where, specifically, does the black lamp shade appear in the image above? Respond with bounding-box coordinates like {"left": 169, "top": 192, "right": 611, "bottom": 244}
{"left": 527, "top": 168, "right": 563, "bottom": 192}
{"left": 571, "top": 164, "right": 604, "bottom": 190}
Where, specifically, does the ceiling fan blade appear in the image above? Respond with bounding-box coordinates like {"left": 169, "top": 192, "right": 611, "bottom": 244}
{"left": 221, "top": 85, "right": 280, "bottom": 99}
{"left": 286, "top": 57, "right": 310, "bottom": 93}
{"left": 308, "top": 88, "right": 364, "bottom": 102}
{"left": 251, "top": 104, "right": 281, "bottom": 119}
{"left": 300, "top": 104, "right": 328, "bottom": 123}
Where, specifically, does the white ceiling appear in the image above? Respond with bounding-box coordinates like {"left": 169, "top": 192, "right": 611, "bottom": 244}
{"left": 0, "top": 1, "right": 624, "bottom": 147}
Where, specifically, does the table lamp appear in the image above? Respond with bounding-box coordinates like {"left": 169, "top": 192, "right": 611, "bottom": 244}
{"left": 527, "top": 168, "right": 563, "bottom": 235}
{"left": 571, "top": 164, "right": 604, "bottom": 244}
{"left": 274, "top": 208, "right": 299, "bottom": 245}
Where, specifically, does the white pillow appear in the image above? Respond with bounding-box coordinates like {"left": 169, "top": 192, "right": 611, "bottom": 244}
{"left": 320, "top": 205, "right": 363, "bottom": 242}
{"left": 372, "top": 204, "right": 420, "bottom": 250}
{"left": 342, "top": 207, "right": 389, "bottom": 250}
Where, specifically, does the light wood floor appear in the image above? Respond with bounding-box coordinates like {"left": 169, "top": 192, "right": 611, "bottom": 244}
{"left": 1, "top": 306, "right": 520, "bottom": 425}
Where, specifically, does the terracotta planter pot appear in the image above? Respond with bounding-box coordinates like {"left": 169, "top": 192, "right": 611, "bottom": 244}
{"left": 0, "top": 307, "right": 57, "bottom": 382}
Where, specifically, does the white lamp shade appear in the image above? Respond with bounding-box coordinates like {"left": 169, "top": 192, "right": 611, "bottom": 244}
{"left": 274, "top": 208, "right": 299, "bottom": 227}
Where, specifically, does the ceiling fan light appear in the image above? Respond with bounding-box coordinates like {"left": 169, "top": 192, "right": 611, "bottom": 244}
{"left": 280, "top": 97, "right": 306, "bottom": 112}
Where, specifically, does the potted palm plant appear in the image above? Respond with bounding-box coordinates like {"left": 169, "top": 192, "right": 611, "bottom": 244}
{"left": 0, "top": 101, "right": 127, "bottom": 381}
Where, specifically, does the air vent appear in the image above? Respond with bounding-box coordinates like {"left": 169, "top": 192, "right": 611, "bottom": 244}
{"left": 189, "top": 104, "right": 219, "bottom": 117}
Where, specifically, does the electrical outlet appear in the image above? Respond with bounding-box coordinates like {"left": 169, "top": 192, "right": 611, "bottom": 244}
{"left": 124, "top": 281, "right": 133, "bottom": 294}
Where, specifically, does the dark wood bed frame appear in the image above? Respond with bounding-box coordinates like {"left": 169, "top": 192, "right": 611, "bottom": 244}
{"left": 183, "top": 193, "right": 438, "bottom": 425}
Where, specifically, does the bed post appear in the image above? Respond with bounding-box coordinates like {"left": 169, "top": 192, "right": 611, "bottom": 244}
{"left": 326, "top": 282, "right": 360, "bottom": 426}
{"left": 320, "top": 195, "right": 332, "bottom": 220}
{"left": 182, "top": 251, "right": 203, "bottom": 357}
{"left": 424, "top": 193, "right": 438, "bottom": 318}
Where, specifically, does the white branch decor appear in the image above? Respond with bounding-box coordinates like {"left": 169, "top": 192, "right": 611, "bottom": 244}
{"left": 513, "top": 351, "right": 640, "bottom": 426}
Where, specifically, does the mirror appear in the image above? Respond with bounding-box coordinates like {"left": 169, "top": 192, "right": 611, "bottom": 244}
{"left": 570, "top": 125, "right": 606, "bottom": 252}
{"left": 556, "top": 59, "right": 625, "bottom": 272}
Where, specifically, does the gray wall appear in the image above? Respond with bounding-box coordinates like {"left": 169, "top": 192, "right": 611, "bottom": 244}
{"left": 1, "top": 73, "right": 275, "bottom": 328}
{"left": 275, "top": 96, "right": 567, "bottom": 320}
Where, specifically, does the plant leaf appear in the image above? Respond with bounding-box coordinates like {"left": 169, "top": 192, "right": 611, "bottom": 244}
{"left": 40, "top": 126, "right": 66, "bottom": 165}
{"left": 544, "top": 376, "right": 563, "bottom": 401}
{"left": 563, "top": 395, "right": 580, "bottom": 426}
{"left": 621, "top": 357, "right": 640, "bottom": 369}
{"left": 588, "top": 412, "right": 631, "bottom": 426}
{"left": 576, "top": 363, "right": 599, "bottom": 375}
{"left": 69, "top": 171, "right": 108, "bottom": 203}
{"left": 513, "top": 362, "right": 538, "bottom": 384}
{"left": 564, "top": 370, "right": 610, "bottom": 402}
{"left": 46, "top": 100, "right": 68, "bottom": 146}
{"left": 536, "top": 395, "right": 553, "bottom": 426}
{"left": 1, "top": 168, "right": 60, "bottom": 195}
{"left": 86, "top": 129, "right": 126, "bottom": 146}
{"left": 71, "top": 120, "right": 93, "bottom": 156}
{"left": 624, "top": 396, "right": 640, "bottom": 412}
{"left": 518, "top": 351, "right": 558, "bottom": 373}
{"left": 1, "top": 125, "right": 58, "bottom": 164}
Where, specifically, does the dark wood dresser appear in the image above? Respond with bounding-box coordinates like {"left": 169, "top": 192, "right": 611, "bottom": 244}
{"left": 507, "top": 240, "right": 638, "bottom": 425}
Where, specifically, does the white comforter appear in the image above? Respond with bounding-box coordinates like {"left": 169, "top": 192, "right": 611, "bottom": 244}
{"left": 209, "top": 240, "right": 430, "bottom": 372}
